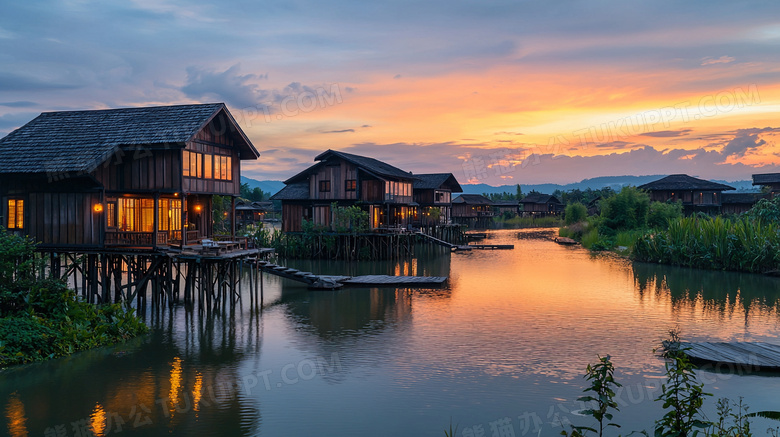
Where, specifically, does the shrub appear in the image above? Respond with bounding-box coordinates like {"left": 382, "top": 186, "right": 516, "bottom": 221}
{"left": 647, "top": 200, "right": 683, "bottom": 230}
{"left": 599, "top": 187, "right": 650, "bottom": 234}
{"left": 565, "top": 202, "right": 588, "bottom": 225}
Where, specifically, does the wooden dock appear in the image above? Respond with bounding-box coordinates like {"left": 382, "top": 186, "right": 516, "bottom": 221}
{"left": 468, "top": 244, "right": 514, "bottom": 250}
{"left": 255, "top": 261, "right": 448, "bottom": 289}
{"left": 670, "top": 342, "right": 780, "bottom": 371}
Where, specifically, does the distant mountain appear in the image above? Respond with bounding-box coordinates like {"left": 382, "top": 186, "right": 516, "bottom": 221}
{"left": 461, "top": 175, "right": 757, "bottom": 195}
{"left": 242, "top": 175, "right": 757, "bottom": 198}
{"left": 240, "top": 176, "right": 285, "bottom": 195}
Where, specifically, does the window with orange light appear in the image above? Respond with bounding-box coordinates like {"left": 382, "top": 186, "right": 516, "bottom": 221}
{"left": 7, "top": 198, "right": 23, "bottom": 229}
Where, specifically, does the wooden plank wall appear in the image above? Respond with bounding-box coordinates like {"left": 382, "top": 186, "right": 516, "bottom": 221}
{"left": 361, "top": 180, "right": 384, "bottom": 202}
{"left": 309, "top": 161, "right": 357, "bottom": 200}
{"left": 282, "top": 204, "right": 305, "bottom": 232}
{"left": 93, "top": 149, "right": 181, "bottom": 193}
{"left": 26, "top": 192, "right": 102, "bottom": 246}
{"left": 182, "top": 123, "right": 240, "bottom": 195}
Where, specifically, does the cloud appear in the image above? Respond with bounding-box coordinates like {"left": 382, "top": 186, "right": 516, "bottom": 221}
{"left": 640, "top": 129, "right": 693, "bottom": 138}
{"left": 0, "top": 101, "right": 38, "bottom": 108}
{"left": 323, "top": 129, "right": 355, "bottom": 133}
{"left": 0, "top": 71, "right": 83, "bottom": 92}
{"left": 181, "top": 64, "right": 269, "bottom": 109}
{"left": 701, "top": 56, "right": 735, "bottom": 66}
{"left": 0, "top": 112, "right": 40, "bottom": 136}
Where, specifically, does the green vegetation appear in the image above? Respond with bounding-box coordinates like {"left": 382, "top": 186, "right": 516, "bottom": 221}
{"left": 565, "top": 202, "right": 588, "bottom": 225}
{"left": 483, "top": 184, "right": 524, "bottom": 201}
{"left": 240, "top": 182, "right": 269, "bottom": 201}
{"left": 493, "top": 215, "right": 562, "bottom": 229}
{"left": 0, "top": 229, "right": 147, "bottom": 367}
{"left": 633, "top": 216, "right": 780, "bottom": 273}
{"left": 555, "top": 331, "right": 780, "bottom": 437}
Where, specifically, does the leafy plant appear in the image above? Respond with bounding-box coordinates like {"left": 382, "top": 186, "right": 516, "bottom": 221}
{"left": 565, "top": 202, "right": 588, "bottom": 225}
{"left": 562, "top": 355, "right": 622, "bottom": 437}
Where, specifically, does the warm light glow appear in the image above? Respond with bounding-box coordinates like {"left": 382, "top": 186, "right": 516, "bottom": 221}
{"left": 193, "top": 372, "right": 203, "bottom": 412}
{"left": 94, "top": 203, "right": 104, "bottom": 213}
{"left": 5, "top": 393, "right": 28, "bottom": 437}
{"left": 174, "top": 192, "right": 179, "bottom": 197}
{"left": 90, "top": 403, "right": 106, "bottom": 437}
{"left": 168, "top": 357, "right": 183, "bottom": 416}
{"left": 194, "top": 204, "right": 202, "bottom": 212}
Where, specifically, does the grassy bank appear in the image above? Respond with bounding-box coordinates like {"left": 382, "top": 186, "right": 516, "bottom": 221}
{"left": 492, "top": 215, "right": 562, "bottom": 229}
{"left": 634, "top": 216, "right": 780, "bottom": 273}
{"left": 0, "top": 230, "right": 147, "bottom": 367}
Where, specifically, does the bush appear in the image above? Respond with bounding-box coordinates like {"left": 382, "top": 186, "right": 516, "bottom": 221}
{"left": 599, "top": 187, "right": 650, "bottom": 234}
{"left": 565, "top": 202, "right": 588, "bottom": 225}
{"left": 647, "top": 200, "right": 683, "bottom": 230}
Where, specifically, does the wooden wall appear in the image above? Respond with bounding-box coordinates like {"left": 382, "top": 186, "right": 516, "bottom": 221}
{"left": 93, "top": 149, "right": 181, "bottom": 193}
{"left": 2, "top": 192, "right": 102, "bottom": 247}
{"left": 183, "top": 124, "right": 241, "bottom": 195}
{"left": 282, "top": 203, "right": 307, "bottom": 232}
{"left": 308, "top": 161, "right": 358, "bottom": 200}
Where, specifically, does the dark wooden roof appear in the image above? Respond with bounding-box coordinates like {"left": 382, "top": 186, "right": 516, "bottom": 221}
{"left": 637, "top": 174, "right": 735, "bottom": 191}
{"left": 520, "top": 193, "right": 562, "bottom": 204}
{"left": 412, "top": 173, "right": 463, "bottom": 192}
{"left": 752, "top": 173, "right": 780, "bottom": 186}
{"left": 721, "top": 192, "right": 766, "bottom": 204}
{"left": 0, "top": 103, "right": 259, "bottom": 174}
{"left": 492, "top": 200, "right": 519, "bottom": 207}
{"left": 285, "top": 149, "right": 415, "bottom": 184}
{"left": 452, "top": 194, "right": 493, "bottom": 205}
{"left": 270, "top": 182, "right": 309, "bottom": 200}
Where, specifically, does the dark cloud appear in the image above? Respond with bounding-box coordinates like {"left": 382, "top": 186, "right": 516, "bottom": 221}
{"left": 0, "top": 101, "right": 38, "bottom": 108}
{"left": 181, "top": 64, "right": 270, "bottom": 109}
{"left": 640, "top": 129, "right": 693, "bottom": 138}
{"left": 323, "top": 129, "right": 355, "bottom": 133}
{"left": 721, "top": 133, "right": 766, "bottom": 158}
{"left": 0, "top": 71, "right": 83, "bottom": 92}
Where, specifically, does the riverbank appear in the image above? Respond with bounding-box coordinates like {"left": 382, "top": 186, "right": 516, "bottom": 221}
{"left": 0, "top": 230, "right": 147, "bottom": 367}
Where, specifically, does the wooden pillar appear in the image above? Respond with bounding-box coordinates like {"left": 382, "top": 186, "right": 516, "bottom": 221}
{"left": 152, "top": 192, "right": 160, "bottom": 249}
{"left": 182, "top": 194, "right": 188, "bottom": 246}
{"left": 230, "top": 196, "right": 236, "bottom": 239}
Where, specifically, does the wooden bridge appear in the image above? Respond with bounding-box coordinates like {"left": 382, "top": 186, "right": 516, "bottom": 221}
{"left": 668, "top": 341, "right": 780, "bottom": 372}
{"left": 415, "top": 232, "right": 514, "bottom": 251}
{"left": 255, "top": 260, "right": 448, "bottom": 289}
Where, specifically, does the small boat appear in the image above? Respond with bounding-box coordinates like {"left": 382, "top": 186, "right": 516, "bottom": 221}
{"left": 554, "top": 237, "right": 578, "bottom": 245}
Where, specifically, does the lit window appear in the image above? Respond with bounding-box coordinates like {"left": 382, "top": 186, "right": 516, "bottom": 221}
{"left": 345, "top": 180, "right": 357, "bottom": 191}
{"left": 319, "top": 180, "right": 331, "bottom": 192}
{"left": 7, "top": 199, "right": 23, "bottom": 229}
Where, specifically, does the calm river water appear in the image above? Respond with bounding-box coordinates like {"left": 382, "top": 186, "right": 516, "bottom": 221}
{"left": 3, "top": 229, "right": 780, "bottom": 436}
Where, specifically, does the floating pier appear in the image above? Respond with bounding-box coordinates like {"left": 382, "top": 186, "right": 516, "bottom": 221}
{"left": 255, "top": 260, "right": 447, "bottom": 289}
{"left": 669, "top": 341, "right": 780, "bottom": 371}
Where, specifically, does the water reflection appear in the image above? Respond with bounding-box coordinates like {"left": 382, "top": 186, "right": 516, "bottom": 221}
{"left": 633, "top": 261, "right": 780, "bottom": 329}
{"left": 5, "top": 393, "right": 27, "bottom": 437}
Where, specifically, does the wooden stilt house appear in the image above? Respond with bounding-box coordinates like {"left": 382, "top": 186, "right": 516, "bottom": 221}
{"left": 271, "top": 150, "right": 416, "bottom": 232}
{"left": 0, "top": 103, "right": 259, "bottom": 250}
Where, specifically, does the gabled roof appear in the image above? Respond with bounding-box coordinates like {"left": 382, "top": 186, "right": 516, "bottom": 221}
{"left": 0, "top": 103, "right": 259, "bottom": 174}
{"left": 492, "top": 200, "right": 519, "bottom": 207}
{"left": 520, "top": 193, "right": 562, "bottom": 204}
{"left": 637, "top": 174, "right": 735, "bottom": 191}
{"left": 752, "top": 173, "right": 780, "bottom": 186}
{"left": 270, "top": 182, "right": 309, "bottom": 200}
{"left": 452, "top": 194, "right": 493, "bottom": 205}
{"left": 721, "top": 192, "right": 766, "bottom": 204}
{"left": 412, "top": 173, "right": 463, "bottom": 192}
{"left": 284, "top": 149, "right": 415, "bottom": 184}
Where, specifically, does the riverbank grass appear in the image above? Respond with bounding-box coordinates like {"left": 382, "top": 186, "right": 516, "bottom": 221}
{"left": 0, "top": 229, "right": 147, "bottom": 367}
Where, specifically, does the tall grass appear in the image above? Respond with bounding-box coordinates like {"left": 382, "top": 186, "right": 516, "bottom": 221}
{"left": 633, "top": 216, "right": 780, "bottom": 273}
{"left": 494, "top": 215, "right": 562, "bottom": 229}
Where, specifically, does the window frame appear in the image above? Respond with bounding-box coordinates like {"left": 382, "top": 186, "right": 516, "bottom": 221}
{"left": 319, "top": 180, "right": 331, "bottom": 192}
{"left": 7, "top": 198, "right": 23, "bottom": 230}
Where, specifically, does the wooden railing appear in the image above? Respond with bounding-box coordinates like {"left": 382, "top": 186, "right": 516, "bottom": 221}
{"left": 105, "top": 231, "right": 168, "bottom": 247}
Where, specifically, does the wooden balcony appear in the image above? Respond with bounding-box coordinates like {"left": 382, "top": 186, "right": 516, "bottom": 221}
{"left": 105, "top": 231, "right": 168, "bottom": 247}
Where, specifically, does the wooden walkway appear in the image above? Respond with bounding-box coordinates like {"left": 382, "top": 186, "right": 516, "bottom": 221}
{"left": 255, "top": 261, "right": 448, "bottom": 289}
{"left": 414, "top": 232, "right": 513, "bottom": 251}
{"left": 672, "top": 342, "right": 780, "bottom": 371}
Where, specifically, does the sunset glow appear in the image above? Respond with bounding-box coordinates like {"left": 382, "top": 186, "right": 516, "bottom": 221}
{"left": 1, "top": 1, "right": 779, "bottom": 184}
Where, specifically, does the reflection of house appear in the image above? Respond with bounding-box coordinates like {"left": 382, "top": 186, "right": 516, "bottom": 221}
{"left": 412, "top": 173, "right": 463, "bottom": 225}
{"left": 451, "top": 194, "right": 494, "bottom": 226}
{"left": 752, "top": 173, "right": 780, "bottom": 198}
{"left": 0, "top": 103, "right": 259, "bottom": 249}
{"left": 271, "top": 150, "right": 416, "bottom": 232}
{"left": 519, "top": 193, "right": 563, "bottom": 216}
{"left": 638, "top": 174, "right": 735, "bottom": 215}
{"left": 721, "top": 192, "right": 765, "bottom": 215}
{"left": 492, "top": 200, "right": 519, "bottom": 217}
